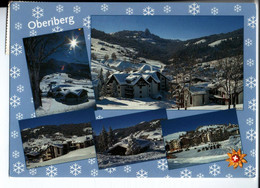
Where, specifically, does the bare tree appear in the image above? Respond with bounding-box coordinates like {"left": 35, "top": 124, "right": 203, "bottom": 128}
{"left": 215, "top": 55, "right": 243, "bottom": 109}
{"left": 23, "top": 34, "right": 72, "bottom": 110}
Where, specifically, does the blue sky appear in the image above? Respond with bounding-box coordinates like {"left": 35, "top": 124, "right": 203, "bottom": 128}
{"left": 25, "top": 28, "right": 89, "bottom": 63}
{"left": 161, "top": 109, "right": 239, "bottom": 137}
{"left": 19, "top": 109, "right": 95, "bottom": 130}
{"left": 92, "top": 16, "right": 243, "bottom": 40}
{"left": 92, "top": 109, "right": 167, "bottom": 135}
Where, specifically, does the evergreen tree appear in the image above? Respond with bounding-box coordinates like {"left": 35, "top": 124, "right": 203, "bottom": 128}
{"left": 107, "top": 126, "right": 115, "bottom": 147}
{"left": 125, "top": 134, "right": 141, "bottom": 155}
{"left": 98, "top": 126, "right": 108, "bottom": 152}
{"left": 112, "top": 81, "right": 118, "bottom": 97}
{"left": 104, "top": 54, "right": 109, "bottom": 61}
{"left": 111, "top": 53, "right": 117, "bottom": 61}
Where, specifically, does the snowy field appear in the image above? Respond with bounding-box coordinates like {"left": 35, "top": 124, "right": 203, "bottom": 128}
{"left": 167, "top": 136, "right": 242, "bottom": 169}
{"left": 97, "top": 145, "right": 166, "bottom": 169}
{"left": 97, "top": 97, "right": 243, "bottom": 110}
{"left": 37, "top": 73, "right": 96, "bottom": 116}
{"left": 27, "top": 146, "right": 96, "bottom": 168}
{"left": 97, "top": 97, "right": 175, "bottom": 110}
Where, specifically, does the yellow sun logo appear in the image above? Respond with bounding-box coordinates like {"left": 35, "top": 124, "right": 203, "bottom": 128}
{"left": 226, "top": 149, "right": 247, "bottom": 169}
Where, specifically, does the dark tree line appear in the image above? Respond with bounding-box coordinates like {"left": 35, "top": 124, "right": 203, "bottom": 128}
{"left": 96, "top": 126, "right": 115, "bottom": 152}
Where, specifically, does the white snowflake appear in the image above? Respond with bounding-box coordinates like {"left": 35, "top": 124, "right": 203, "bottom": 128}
{"left": 126, "top": 7, "right": 133, "bottom": 15}
{"left": 211, "top": 7, "right": 218, "bottom": 15}
{"left": 234, "top": 4, "right": 242, "bottom": 12}
{"left": 29, "top": 168, "right": 37, "bottom": 175}
{"left": 52, "top": 26, "right": 63, "bottom": 33}
{"left": 91, "top": 169, "right": 98, "bottom": 177}
{"left": 12, "top": 150, "right": 20, "bottom": 158}
{"left": 12, "top": 3, "right": 20, "bottom": 11}
{"left": 246, "top": 76, "right": 256, "bottom": 89}
{"left": 250, "top": 149, "right": 256, "bottom": 157}
{"left": 248, "top": 16, "right": 256, "bottom": 29}
{"left": 13, "top": 161, "right": 25, "bottom": 174}
{"left": 246, "top": 118, "right": 254, "bottom": 126}
{"left": 30, "top": 30, "right": 37, "bottom": 36}
{"left": 46, "top": 165, "right": 58, "bottom": 177}
{"left": 83, "top": 16, "right": 91, "bottom": 29}
{"left": 157, "top": 159, "right": 168, "bottom": 171}
{"left": 245, "top": 38, "right": 252, "bottom": 47}
{"left": 15, "top": 22, "right": 22, "bottom": 30}
{"left": 209, "top": 163, "right": 221, "bottom": 176}
{"left": 17, "top": 84, "right": 24, "bottom": 93}
{"left": 32, "top": 6, "right": 44, "bottom": 19}
{"left": 16, "top": 112, "right": 23, "bottom": 120}
{"left": 124, "top": 165, "right": 131, "bottom": 173}
{"left": 11, "top": 131, "right": 19, "bottom": 139}
{"left": 247, "top": 59, "right": 254, "bottom": 67}
{"left": 10, "top": 66, "right": 20, "bottom": 79}
{"left": 56, "top": 5, "right": 64, "bottom": 13}
{"left": 143, "top": 6, "right": 155, "bottom": 16}
{"left": 164, "top": 175, "right": 171, "bottom": 178}
{"left": 10, "top": 95, "right": 21, "bottom": 108}
{"left": 248, "top": 98, "right": 256, "bottom": 111}
{"left": 31, "top": 97, "right": 34, "bottom": 103}
{"left": 225, "top": 173, "right": 233, "bottom": 178}
{"left": 73, "top": 5, "right": 81, "bottom": 14}
{"left": 246, "top": 128, "right": 256, "bottom": 142}
{"left": 70, "top": 163, "right": 81, "bottom": 176}
{"left": 244, "top": 165, "right": 256, "bottom": 178}
{"left": 105, "top": 167, "right": 116, "bottom": 174}
{"left": 189, "top": 3, "right": 200, "bottom": 16}
{"left": 136, "top": 169, "right": 148, "bottom": 178}
{"left": 196, "top": 173, "right": 204, "bottom": 178}
{"left": 88, "top": 158, "right": 96, "bottom": 165}
{"left": 87, "top": 34, "right": 90, "bottom": 40}
{"left": 11, "top": 43, "right": 22, "bottom": 56}
{"left": 101, "top": 4, "right": 108, "bottom": 12}
{"left": 31, "top": 112, "right": 36, "bottom": 118}
{"left": 96, "top": 115, "right": 103, "bottom": 119}
{"left": 180, "top": 168, "right": 192, "bottom": 178}
{"left": 163, "top": 5, "right": 171, "bottom": 14}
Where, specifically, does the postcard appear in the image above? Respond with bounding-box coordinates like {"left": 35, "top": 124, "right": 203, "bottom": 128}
{"left": 91, "top": 15, "right": 243, "bottom": 110}
{"left": 91, "top": 109, "right": 167, "bottom": 169}
{"left": 23, "top": 28, "right": 96, "bottom": 117}
{"left": 19, "top": 109, "right": 96, "bottom": 168}
{"left": 161, "top": 109, "right": 243, "bottom": 170}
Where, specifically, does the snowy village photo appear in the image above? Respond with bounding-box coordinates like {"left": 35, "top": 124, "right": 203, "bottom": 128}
{"left": 161, "top": 109, "right": 242, "bottom": 170}
{"left": 92, "top": 109, "right": 167, "bottom": 169}
{"left": 23, "top": 28, "right": 96, "bottom": 117}
{"left": 91, "top": 16, "right": 244, "bottom": 110}
{"left": 19, "top": 109, "right": 96, "bottom": 168}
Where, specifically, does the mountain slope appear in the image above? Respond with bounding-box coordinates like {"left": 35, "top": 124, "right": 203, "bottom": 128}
{"left": 91, "top": 28, "right": 243, "bottom": 64}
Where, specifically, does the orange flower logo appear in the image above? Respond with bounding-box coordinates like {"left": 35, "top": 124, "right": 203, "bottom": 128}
{"left": 226, "top": 149, "right": 247, "bottom": 169}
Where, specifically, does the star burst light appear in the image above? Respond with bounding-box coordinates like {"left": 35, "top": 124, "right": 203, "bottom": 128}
{"left": 226, "top": 148, "right": 247, "bottom": 169}
{"left": 69, "top": 37, "right": 79, "bottom": 50}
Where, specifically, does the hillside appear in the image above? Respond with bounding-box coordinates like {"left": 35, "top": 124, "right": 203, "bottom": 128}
{"left": 21, "top": 123, "right": 92, "bottom": 142}
{"left": 91, "top": 28, "right": 243, "bottom": 64}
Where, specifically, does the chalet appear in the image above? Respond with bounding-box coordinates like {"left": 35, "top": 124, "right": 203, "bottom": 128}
{"left": 107, "top": 138, "right": 150, "bottom": 156}
{"left": 106, "top": 70, "right": 169, "bottom": 99}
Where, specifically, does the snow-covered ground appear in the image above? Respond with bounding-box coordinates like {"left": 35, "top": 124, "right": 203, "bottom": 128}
{"left": 167, "top": 136, "right": 242, "bottom": 169}
{"left": 97, "top": 97, "right": 175, "bottom": 110}
{"left": 37, "top": 73, "right": 96, "bottom": 116}
{"left": 97, "top": 97, "right": 243, "bottom": 110}
{"left": 27, "top": 146, "right": 96, "bottom": 168}
{"left": 97, "top": 146, "right": 165, "bottom": 169}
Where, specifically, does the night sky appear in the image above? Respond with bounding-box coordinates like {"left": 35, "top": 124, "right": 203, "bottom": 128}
{"left": 25, "top": 28, "right": 89, "bottom": 64}
{"left": 92, "top": 16, "right": 243, "bottom": 40}
{"left": 161, "top": 109, "right": 239, "bottom": 137}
